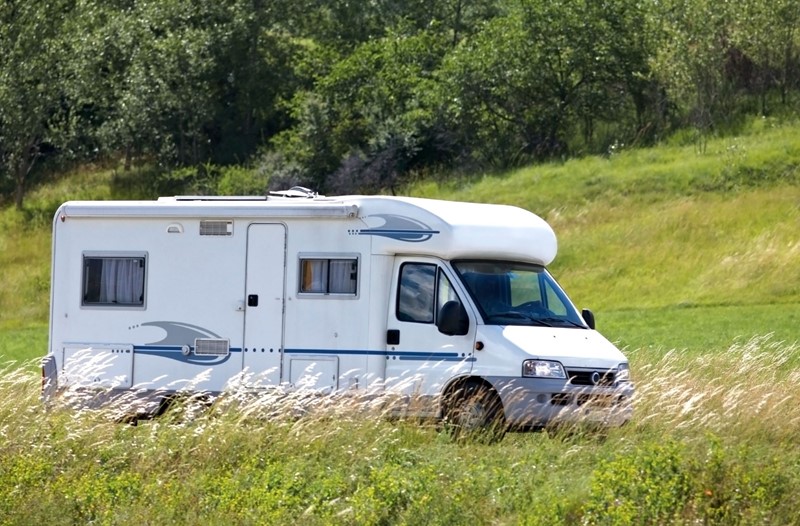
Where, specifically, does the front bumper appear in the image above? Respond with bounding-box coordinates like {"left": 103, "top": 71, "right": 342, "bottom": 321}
{"left": 488, "top": 376, "right": 634, "bottom": 428}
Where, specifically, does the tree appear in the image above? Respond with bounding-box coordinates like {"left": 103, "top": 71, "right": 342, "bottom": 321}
{"left": 439, "top": 0, "right": 644, "bottom": 167}
{"left": 209, "top": 0, "right": 304, "bottom": 164}
{"left": 0, "top": 1, "right": 71, "bottom": 209}
{"left": 730, "top": 0, "right": 800, "bottom": 114}
{"left": 649, "top": 0, "right": 737, "bottom": 144}
{"left": 271, "top": 30, "right": 453, "bottom": 192}
{"left": 57, "top": 0, "right": 303, "bottom": 179}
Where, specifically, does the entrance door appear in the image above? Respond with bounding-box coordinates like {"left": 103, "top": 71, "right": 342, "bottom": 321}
{"left": 243, "top": 223, "right": 286, "bottom": 387}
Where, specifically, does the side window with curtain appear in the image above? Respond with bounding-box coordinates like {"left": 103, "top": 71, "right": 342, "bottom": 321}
{"left": 82, "top": 255, "right": 146, "bottom": 307}
{"left": 299, "top": 257, "right": 358, "bottom": 295}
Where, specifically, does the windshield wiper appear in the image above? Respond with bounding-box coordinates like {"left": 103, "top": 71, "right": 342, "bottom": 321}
{"left": 537, "top": 317, "right": 586, "bottom": 328}
{"left": 486, "top": 311, "right": 554, "bottom": 326}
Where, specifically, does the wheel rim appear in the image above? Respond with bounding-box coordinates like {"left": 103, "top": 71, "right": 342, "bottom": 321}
{"left": 456, "top": 399, "right": 489, "bottom": 430}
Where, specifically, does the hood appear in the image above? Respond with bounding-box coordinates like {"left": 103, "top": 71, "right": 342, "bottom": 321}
{"left": 477, "top": 325, "right": 628, "bottom": 369}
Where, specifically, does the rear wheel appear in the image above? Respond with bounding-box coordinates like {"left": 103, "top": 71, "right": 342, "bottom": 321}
{"left": 443, "top": 381, "right": 506, "bottom": 443}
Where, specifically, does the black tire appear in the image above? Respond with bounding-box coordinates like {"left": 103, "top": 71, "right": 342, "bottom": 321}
{"left": 443, "top": 381, "right": 506, "bottom": 443}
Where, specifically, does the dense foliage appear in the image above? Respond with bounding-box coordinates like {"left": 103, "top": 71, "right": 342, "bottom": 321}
{"left": 1, "top": 0, "right": 799, "bottom": 207}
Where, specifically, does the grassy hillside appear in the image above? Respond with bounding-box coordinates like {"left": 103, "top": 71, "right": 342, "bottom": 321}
{"left": 3, "top": 118, "right": 799, "bottom": 354}
{"left": 1, "top": 118, "right": 799, "bottom": 524}
{"left": 409, "top": 117, "right": 800, "bottom": 353}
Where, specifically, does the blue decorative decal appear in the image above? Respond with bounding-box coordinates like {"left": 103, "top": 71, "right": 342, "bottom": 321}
{"left": 126, "top": 319, "right": 474, "bottom": 367}
{"left": 136, "top": 321, "right": 222, "bottom": 345}
{"left": 129, "top": 321, "right": 234, "bottom": 365}
{"left": 133, "top": 345, "right": 240, "bottom": 366}
{"left": 129, "top": 346, "right": 473, "bottom": 365}
{"left": 348, "top": 214, "right": 439, "bottom": 242}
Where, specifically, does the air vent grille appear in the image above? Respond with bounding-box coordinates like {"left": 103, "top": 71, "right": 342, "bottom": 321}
{"left": 199, "top": 220, "right": 233, "bottom": 236}
{"left": 194, "top": 339, "right": 230, "bottom": 356}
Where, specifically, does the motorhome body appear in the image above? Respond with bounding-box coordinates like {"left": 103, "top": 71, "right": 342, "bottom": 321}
{"left": 42, "top": 193, "right": 633, "bottom": 428}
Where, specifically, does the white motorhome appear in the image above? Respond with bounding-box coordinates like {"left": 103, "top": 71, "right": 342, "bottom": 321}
{"left": 42, "top": 190, "right": 633, "bottom": 430}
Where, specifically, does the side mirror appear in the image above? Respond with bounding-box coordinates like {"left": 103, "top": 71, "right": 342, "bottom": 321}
{"left": 581, "top": 308, "right": 596, "bottom": 330}
{"left": 437, "top": 300, "right": 469, "bottom": 336}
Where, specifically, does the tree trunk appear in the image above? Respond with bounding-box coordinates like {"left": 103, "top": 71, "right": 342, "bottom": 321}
{"left": 14, "top": 175, "right": 25, "bottom": 210}
{"left": 124, "top": 143, "right": 132, "bottom": 171}
{"left": 13, "top": 142, "right": 40, "bottom": 210}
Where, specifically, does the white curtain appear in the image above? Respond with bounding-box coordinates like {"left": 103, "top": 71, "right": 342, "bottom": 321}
{"left": 302, "top": 259, "right": 356, "bottom": 294}
{"left": 302, "top": 260, "right": 327, "bottom": 292}
{"left": 99, "top": 259, "right": 144, "bottom": 304}
{"left": 329, "top": 260, "right": 356, "bottom": 294}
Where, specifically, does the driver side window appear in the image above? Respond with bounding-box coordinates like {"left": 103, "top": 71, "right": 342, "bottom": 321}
{"left": 397, "top": 263, "right": 435, "bottom": 323}
{"left": 397, "top": 263, "right": 459, "bottom": 323}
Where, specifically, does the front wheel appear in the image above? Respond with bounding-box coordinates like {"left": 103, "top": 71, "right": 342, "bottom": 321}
{"left": 443, "top": 381, "right": 506, "bottom": 443}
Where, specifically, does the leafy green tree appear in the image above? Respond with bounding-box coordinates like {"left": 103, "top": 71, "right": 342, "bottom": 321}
{"left": 272, "top": 30, "right": 452, "bottom": 192}
{"left": 54, "top": 0, "right": 212, "bottom": 171}
{"left": 576, "top": 0, "right": 663, "bottom": 149}
{"left": 730, "top": 0, "right": 800, "bottom": 114}
{"left": 210, "top": 0, "right": 303, "bottom": 164}
{"left": 57, "top": 1, "right": 137, "bottom": 170}
{"left": 58, "top": 0, "right": 303, "bottom": 182}
{"left": 439, "top": 0, "right": 648, "bottom": 167}
{"left": 0, "top": 1, "right": 72, "bottom": 208}
{"left": 649, "top": 0, "right": 737, "bottom": 144}
{"left": 119, "top": 0, "right": 225, "bottom": 167}
{"left": 284, "top": 0, "right": 496, "bottom": 53}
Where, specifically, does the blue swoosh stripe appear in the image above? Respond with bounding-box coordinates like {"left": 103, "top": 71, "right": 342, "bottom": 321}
{"left": 285, "top": 348, "right": 474, "bottom": 362}
{"left": 131, "top": 346, "right": 473, "bottom": 363}
{"left": 397, "top": 354, "right": 475, "bottom": 362}
{"left": 358, "top": 229, "right": 440, "bottom": 235}
{"left": 134, "top": 345, "right": 244, "bottom": 354}
{"left": 133, "top": 345, "right": 242, "bottom": 365}
{"left": 284, "top": 348, "right": 384, "bottom": 356}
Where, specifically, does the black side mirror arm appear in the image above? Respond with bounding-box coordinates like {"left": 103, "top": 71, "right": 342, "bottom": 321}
{"left": 581, "top": 308, "right": 596, "bottom": 330}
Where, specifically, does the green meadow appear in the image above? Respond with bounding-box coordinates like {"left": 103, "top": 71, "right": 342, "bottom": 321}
{"left": 1, "top": 118, "right": 799, "bottom": 524}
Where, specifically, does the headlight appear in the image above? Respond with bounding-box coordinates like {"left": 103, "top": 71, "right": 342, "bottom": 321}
{"left": 522, "top": 359, "right": 566, "bottom": 379}
{"left": 616, "top": 363, "right": 631, "bottom": 383}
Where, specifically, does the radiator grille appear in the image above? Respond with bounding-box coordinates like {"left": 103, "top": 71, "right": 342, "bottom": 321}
{"left": 566, "top": 369, "right": 617, "bottom": 387}
{"left": 194, "top": 339, "right": 230, "bottom": 356}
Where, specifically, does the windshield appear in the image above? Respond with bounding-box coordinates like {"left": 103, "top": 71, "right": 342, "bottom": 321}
{"left": 452, "top": 260, "right": 587, "bottom": 328}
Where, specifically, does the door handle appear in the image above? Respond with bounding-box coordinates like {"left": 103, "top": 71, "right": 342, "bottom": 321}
{"left": 247, "top": 295, "right": 259, "bottom": 307}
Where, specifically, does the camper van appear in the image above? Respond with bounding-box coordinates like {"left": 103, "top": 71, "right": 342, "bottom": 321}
{"left": 42, "top": 190, "right": 633, "bottom": 430}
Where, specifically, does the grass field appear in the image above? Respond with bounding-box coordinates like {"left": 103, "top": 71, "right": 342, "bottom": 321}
{"left": 1, "top": 117, "right": 799, "bottom": 524}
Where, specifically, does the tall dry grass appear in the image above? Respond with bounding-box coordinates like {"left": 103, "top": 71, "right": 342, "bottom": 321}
{"left": 2, "top": 337, "right": 800, "bottom": 524}
{"left": 629, "top": 335, "right": 800, "bottom": 443}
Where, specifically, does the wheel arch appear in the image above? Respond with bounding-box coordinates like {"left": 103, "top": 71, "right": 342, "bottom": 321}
{"left": 439, "top": 375, "right": 504, "bottom": 417}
